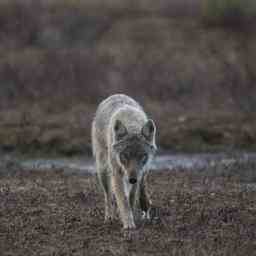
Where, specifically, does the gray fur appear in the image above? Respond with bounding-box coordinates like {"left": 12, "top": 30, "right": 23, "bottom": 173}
{"left": 92, "top": 94, "right": 157, "bottom": 229}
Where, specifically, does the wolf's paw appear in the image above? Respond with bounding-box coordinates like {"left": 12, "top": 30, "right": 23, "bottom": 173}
{"left": 104, "top": 215, "right": 114, "bottom": 224}
{"left": 123, "top": 221, "right": 136, "bottom": 230}
{"left": 142, "top": 206, "right": 160, "bottom": 223}
{"left": 123, "top": 227, "right": 138, "bottom": 241}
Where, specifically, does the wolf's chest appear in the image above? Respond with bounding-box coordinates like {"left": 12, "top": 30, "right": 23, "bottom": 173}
{"left": 123, "top": 179, "right": 133, "bottom": 198}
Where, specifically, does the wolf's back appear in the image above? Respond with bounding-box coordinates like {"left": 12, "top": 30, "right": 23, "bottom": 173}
{"left": 92, "top": 94, "right": 142, "bottom": 155}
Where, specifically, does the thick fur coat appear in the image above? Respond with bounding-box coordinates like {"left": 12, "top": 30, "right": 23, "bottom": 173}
{"left": 92, "top": 94, "right": 157, "bottom": 229}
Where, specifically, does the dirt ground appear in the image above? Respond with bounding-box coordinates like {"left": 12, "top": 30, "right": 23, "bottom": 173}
{"left": 0, "top": 167, "right": 256, "bottom": 256}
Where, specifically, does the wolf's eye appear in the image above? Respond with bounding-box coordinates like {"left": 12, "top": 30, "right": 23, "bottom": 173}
{"left": 141, "top": 153, "right": 148, "bottom": 165}
{"left": 120, "top": 152, "right": 128, "bottom": 165}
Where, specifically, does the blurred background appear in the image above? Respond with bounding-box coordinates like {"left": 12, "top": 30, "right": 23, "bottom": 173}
{"left": 0, "top": 0, "right": 256, "bottom": 156}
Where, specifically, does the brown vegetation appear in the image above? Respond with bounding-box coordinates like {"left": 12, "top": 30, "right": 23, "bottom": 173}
{"left": 0, "top": 0, "right": 256, "bottom": 154}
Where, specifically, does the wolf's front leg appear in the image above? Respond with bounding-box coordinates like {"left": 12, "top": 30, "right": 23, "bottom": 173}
{"left": 112, "top": 174, "right": 136, "bottom": 230}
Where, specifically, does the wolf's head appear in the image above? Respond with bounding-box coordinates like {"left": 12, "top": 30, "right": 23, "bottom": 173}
{"left": 112, "top": 119, "right": 157, "bottom": 184}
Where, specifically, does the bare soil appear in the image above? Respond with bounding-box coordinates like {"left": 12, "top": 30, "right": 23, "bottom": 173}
{"left": 0, "top": 167, "right": 255, "bottom": 256}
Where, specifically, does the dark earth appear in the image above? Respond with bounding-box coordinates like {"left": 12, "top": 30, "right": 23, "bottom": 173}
{"left": 1, "top": 162, "right": 256, "bottom": 256}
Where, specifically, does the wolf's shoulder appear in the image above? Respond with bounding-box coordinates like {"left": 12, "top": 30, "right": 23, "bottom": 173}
{"left": 101, "top": 94, "right": 137, "bottom": 104}
{"left": 99, "top": 94, "right": 140, "bottom": 110}
{"left": 95, "top": 94, "right": 142, "bottom": 118}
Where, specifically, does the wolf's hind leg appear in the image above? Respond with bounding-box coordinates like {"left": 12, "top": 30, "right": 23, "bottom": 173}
{"left": 139, "top": 175, "right": 151, "bottom": 214}
{"left": 139, "top": 175, "right": 160, "bottom": 221}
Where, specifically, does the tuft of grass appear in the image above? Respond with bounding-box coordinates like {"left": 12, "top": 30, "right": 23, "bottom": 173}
{"left": 202, "top": 0, "right": 256, "bottom": 27}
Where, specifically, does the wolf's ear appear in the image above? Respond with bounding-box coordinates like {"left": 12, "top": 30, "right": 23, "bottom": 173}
{"left": 114, "top": 120, "right": 128, "bottom": 141}
{"left": 141, "top": 119, "right": 156, "bottom": 142}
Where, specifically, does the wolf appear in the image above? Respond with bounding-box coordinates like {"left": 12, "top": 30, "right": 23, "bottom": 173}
{"left": 92, "top": 94, "right": 157, "bottom": 229}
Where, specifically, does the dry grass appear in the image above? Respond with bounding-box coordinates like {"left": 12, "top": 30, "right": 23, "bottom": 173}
{"left": 202, "top": 0, "right": 256, "bottom": 27}
{"left": 0, "top": 0, "right": 256, "bottom": 153}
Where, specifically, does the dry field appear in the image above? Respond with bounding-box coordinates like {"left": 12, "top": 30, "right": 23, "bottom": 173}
{"left": 0, "top": 163, "right": 255, "bottom": 256}
{"left": 0, "top": 0, "right": 256, "bottom": 154}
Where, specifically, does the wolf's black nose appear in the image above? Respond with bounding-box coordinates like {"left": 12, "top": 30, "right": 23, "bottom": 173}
{"left": 129, "top": 178, "right": 137, "bottom": 184}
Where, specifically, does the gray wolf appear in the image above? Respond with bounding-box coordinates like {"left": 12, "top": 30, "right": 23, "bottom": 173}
{"left": 92, "top": 94, "right": 157, "bottom": 229}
